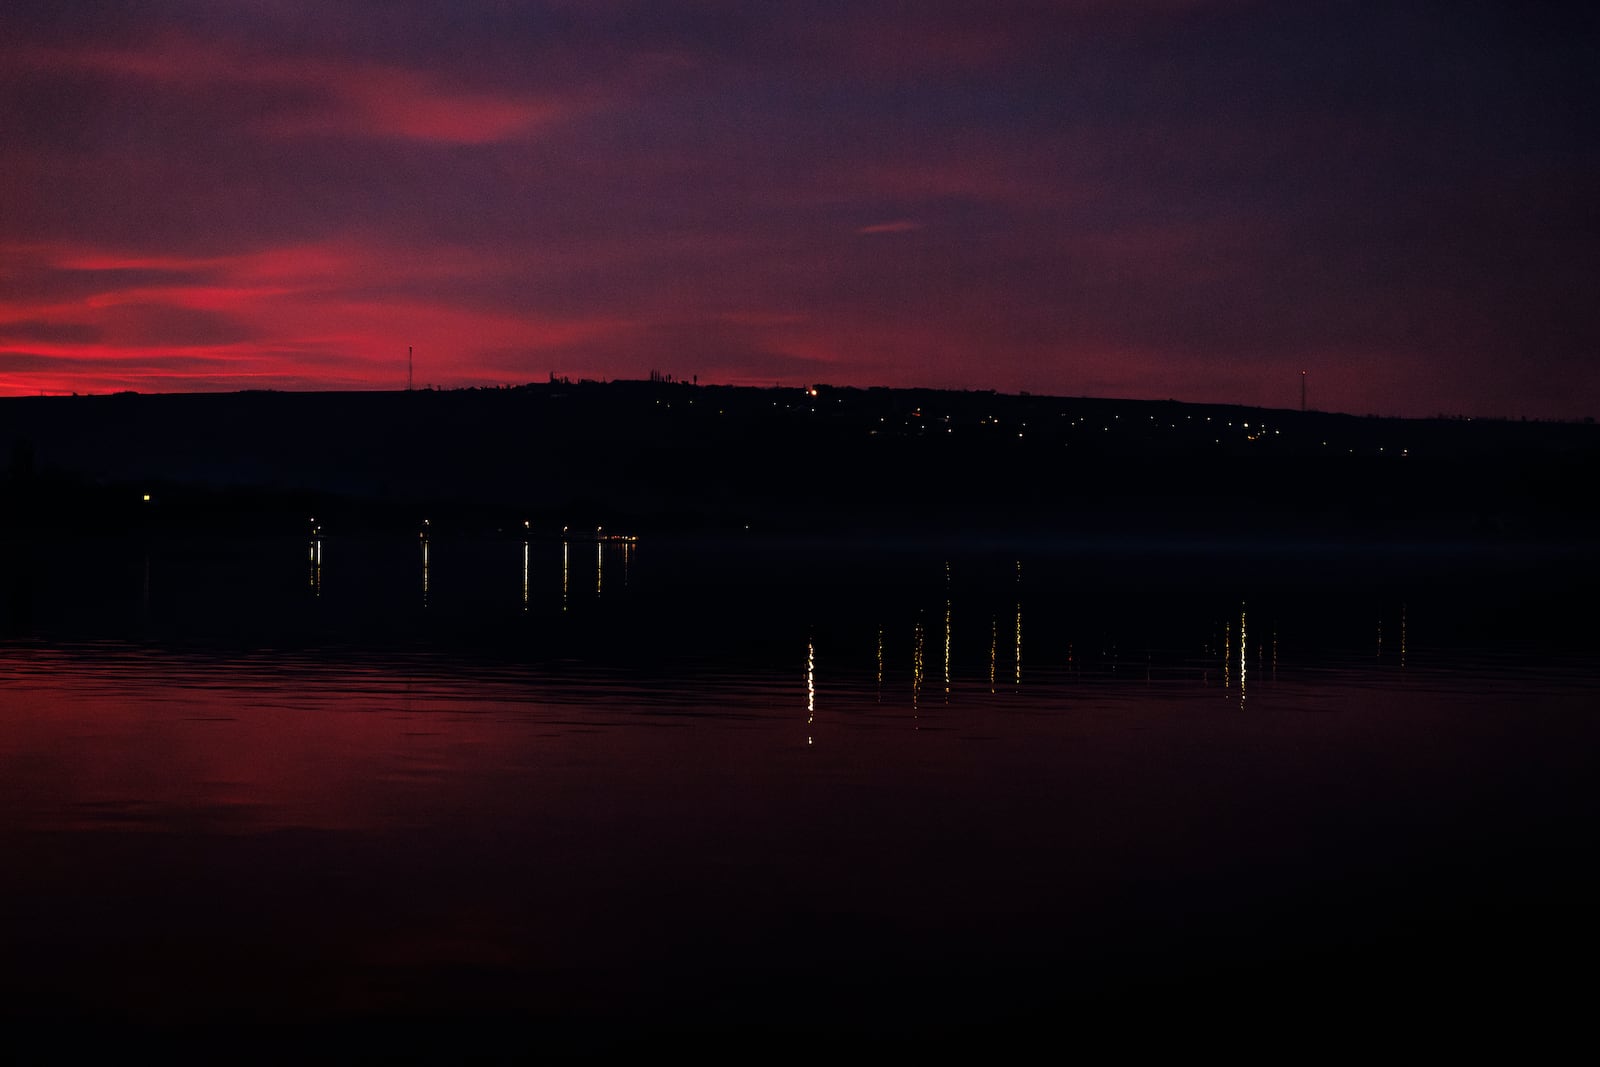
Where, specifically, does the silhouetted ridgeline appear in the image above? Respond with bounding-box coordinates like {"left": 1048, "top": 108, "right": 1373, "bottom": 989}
{"left": 3, "top": 382, "right": 1596, "bottom": 538}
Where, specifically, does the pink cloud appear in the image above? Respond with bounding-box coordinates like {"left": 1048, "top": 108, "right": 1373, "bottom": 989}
{"left": 260, "top": 65, "right": 573, "bottom": 144}
{"left": 857, "top": 220, "right": 925, "bottom": 235}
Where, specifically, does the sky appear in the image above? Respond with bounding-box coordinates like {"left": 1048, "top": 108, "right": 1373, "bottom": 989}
{"left": 2, "top": 1, "right": 1595, "bottom": 417}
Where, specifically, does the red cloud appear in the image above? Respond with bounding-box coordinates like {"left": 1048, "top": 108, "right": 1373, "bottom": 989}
{"left": 0, "top": 239, "right": 629, "bottom": 395}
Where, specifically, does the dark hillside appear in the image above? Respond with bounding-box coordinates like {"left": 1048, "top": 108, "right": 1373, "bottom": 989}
{"left": 4, "top": 382, "right": 1595, "bottom": 539}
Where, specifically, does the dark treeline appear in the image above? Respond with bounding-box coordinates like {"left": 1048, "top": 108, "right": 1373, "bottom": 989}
{"left": 3, "top": 381, "right": 1596, "bottom": 538}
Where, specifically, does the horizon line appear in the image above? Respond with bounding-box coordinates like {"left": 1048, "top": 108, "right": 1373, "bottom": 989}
{"left": 3, "top": 379, "right": 1594, "bottom": 424}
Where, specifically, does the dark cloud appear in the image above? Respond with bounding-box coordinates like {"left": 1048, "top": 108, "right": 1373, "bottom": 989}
{"left": 0, "top": 320, "right": 103, "bottom": 345}
{"left": 90, "top": 303, "right": 260, "bottom": 348}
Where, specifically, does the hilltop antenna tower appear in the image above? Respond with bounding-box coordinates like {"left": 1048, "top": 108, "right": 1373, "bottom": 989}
{"left": 1300, "top": 370, "right": 1306, "bottom": 413}
{"left": 408, "top": 346, "right": 414, "bottom": 392}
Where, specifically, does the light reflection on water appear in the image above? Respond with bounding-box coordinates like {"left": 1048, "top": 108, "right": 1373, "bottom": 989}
{"left": 6, "top": 633, "right": 1593, "bottom": 843}
{"left": 1, "top": 533, "right": 1597, "bottom": 1042}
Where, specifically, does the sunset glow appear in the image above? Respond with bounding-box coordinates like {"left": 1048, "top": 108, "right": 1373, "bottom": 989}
{"left": 2, "top": 2, "right": 1594, "bottom": 416}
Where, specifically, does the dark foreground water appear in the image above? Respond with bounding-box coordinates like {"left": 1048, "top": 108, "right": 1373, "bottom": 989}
{"left": 3, "top": 531, "right": 1597, "bottom": 1056}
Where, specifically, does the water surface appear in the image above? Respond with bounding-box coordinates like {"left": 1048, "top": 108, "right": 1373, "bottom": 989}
{"left": 3, "top": 533, "right": 1596, "bottom": 1052}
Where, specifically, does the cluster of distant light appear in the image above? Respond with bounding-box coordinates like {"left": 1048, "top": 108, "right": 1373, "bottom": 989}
{"left": 156, "top": 521, "right": 1427, "bottom": 736}
{"left": 751, "top": 390, "right": 1413, "bottom": 457}
{"left": 296, "top": 514, "right": 640, "bottom": 609}
{"left": 294, "top": 523, "right": 1412, "bottom": 700}
{"left": 798, "top": 571, "right": 1419, "bottom": 746}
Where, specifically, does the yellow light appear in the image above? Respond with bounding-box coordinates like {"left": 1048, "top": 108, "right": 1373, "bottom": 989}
{"left": 877, "top": 628, "right": 884, "bottom": 696}
{"left": 142, "top": 493, "right": 151, "bottom": 502}
{"left": 1239, "top": 605, "right": 1247, "bottom": 709}
{"left": 806, "top": 640, "right": 815, "bottom": 723}
{"left": 913, "top": 621, "right": 925, "bottom": 712}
